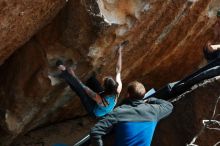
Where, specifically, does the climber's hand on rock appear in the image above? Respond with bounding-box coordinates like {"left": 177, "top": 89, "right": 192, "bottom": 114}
{"left": 120, "top": 40, "right": 129, "bottom": 47}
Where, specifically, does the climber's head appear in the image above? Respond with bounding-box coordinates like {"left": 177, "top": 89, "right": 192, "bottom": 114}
{"left": 103, "top": 76, "right": 118, "bottom": 94}
{"left": 56, "top": 60, "right": 66, "bottom": 71}
{"left": 126, "top": 81, "right": 146, "bottom": 100}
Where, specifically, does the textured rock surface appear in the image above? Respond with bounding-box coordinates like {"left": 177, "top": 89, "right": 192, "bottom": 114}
{"left": 152, "top": 78, "right": 220, "bottom": 146}
{"left": 0, "top": 0, "right": 95, "bottom": 144}
{"left": 0, "top": 0, "right": 220, "bottom": 145}
{"left": 14, "top": 117, "right": 95, "bottom": 146}
{"left": 0, "top": 0, "right": 66, "bottom": 65}
{"left": 94, "top": 0, "right": 220, "bottom": 88}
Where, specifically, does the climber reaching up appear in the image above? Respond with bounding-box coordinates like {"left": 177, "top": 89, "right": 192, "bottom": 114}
{"left": 55, "top": 41, "right": 127, "bottom": 118}
{"left": 204, "top": 41, "right": 220, "bottom": 63}
{"left": 203, "top": 9, "right": 220, "bottom": 63}
{"left": 214, "top": 10, "right": 220, "bottom": 43}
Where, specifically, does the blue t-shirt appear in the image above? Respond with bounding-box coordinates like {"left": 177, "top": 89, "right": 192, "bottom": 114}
{"left": 115, "top": 122, "right": 157, "bottom": 146}
{"left": 93, "top": 95, "right": 116, "bottom": 117}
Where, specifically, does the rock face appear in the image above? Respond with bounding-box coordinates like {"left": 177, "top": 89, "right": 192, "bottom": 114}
{"left": 152, "top": 78, "right": 220, "bottom": 146}
{"left": 0, "top": 0, "right": 66, "bottom": 65}
{"left": 0, "top": 0, "right": 220, "bottom": 145}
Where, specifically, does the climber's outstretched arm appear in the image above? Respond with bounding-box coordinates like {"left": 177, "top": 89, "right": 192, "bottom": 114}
{"left": 116, "top": 45, "right": 123, "bottom": 94}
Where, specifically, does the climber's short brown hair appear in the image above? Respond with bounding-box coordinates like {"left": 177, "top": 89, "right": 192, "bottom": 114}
{"left": 127, "top": 81, "right": 146, "bottom": 99}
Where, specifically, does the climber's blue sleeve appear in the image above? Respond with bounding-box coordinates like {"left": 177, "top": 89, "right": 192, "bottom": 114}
{"left": 144, "top": 88, "right": 156, "bottom": 99}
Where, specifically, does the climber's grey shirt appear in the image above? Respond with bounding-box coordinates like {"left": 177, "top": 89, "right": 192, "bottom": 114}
{"left": 90, "top": 97, "right": 173, "bottom": 146}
